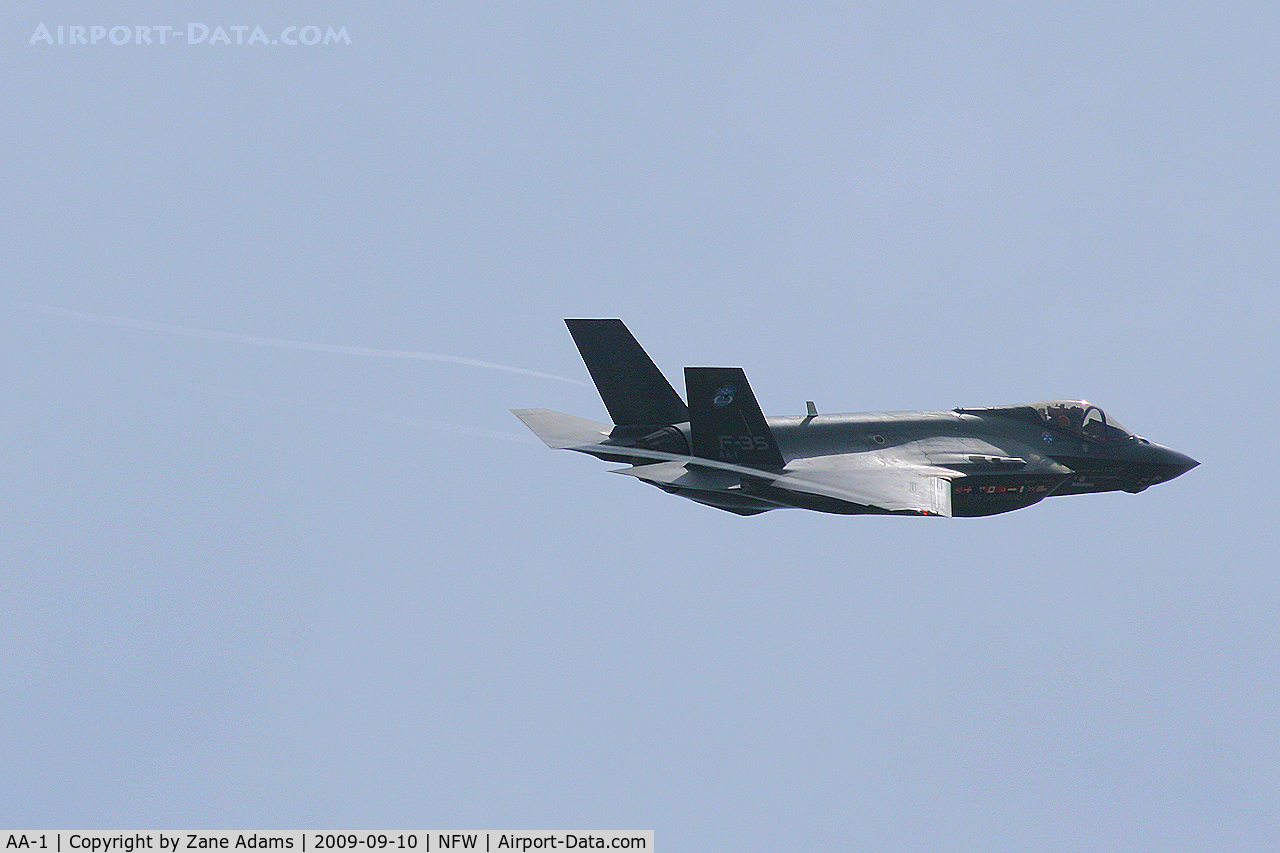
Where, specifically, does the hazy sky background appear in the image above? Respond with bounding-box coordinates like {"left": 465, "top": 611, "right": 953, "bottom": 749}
{"left": 5, "top": 3, "right": 1277, "bottom": 849}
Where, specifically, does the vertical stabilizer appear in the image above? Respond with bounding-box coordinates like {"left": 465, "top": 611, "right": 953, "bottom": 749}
{"left": 565, "top": 319, "right": 689, "bottom": 427}
{"left": 685, "top": 367, "right": 785, "bottom": 468}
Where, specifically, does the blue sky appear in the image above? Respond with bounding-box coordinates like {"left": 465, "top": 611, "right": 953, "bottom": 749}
{"left": 5, "top": 3, "right": 1277, "bottom": 849}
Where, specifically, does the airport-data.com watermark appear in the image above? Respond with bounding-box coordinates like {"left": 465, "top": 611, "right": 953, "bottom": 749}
{"left": 30, "top": 23, "right": 350, "bottom": 46}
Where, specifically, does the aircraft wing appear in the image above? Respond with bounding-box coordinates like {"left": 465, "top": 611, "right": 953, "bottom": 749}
{"left": 770, "top": 457, "right": 954, "bottom": 517}
{"left": 513, "top": 410, "right": 953, "bottom": 516}
{"left": 616, "top": 458, "right": 953, "bottom": 516}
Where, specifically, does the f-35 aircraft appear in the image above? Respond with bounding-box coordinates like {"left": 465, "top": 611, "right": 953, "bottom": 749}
{"left": 513, "top": 320, "right": 1197, "bottom": 517}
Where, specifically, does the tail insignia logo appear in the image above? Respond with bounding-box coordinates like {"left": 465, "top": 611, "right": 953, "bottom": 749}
{"left": 713, "top": 386, "right": 736, "bottom": 407}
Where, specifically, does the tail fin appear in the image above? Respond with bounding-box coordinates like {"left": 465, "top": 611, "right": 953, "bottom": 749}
{"left": 684, "top": 367, "right": 785, "bottom": 468}
{"left": 566, "top": 319, "right": 689, "bottom": 428}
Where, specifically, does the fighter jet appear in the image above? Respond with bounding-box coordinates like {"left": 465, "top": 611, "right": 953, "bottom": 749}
{"left": 513, "top": 320, "right": 1197, "bottom": 517}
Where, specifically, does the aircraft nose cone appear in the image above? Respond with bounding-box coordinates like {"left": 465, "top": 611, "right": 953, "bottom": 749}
{"left": 1156, "top": 446, "right": 1199, "bottom": 481}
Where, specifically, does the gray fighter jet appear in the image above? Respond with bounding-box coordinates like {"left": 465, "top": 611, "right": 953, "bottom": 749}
{"left": 513, "top": 320, "right": 1197, "bottom": 517}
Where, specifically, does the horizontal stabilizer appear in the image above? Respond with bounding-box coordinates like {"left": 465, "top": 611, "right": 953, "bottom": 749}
{"left": 512, "top": 408, "right": 611, "bottom": 449}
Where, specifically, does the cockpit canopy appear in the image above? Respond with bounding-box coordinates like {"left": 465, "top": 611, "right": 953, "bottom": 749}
{"left": 1033, "top": 400, "right": 1133, "bottom": 443}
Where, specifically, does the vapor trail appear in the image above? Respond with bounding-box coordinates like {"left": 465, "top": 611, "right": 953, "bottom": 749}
{"left": 180, "top": 383, "right": 538, "bottom": 444}
{"left": 17, "top": 302, "right": 590, "bottom": 386}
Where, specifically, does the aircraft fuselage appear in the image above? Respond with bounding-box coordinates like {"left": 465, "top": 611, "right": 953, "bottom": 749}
{"left": 516, "top": 320, "right": 1197, "bottom": 518}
